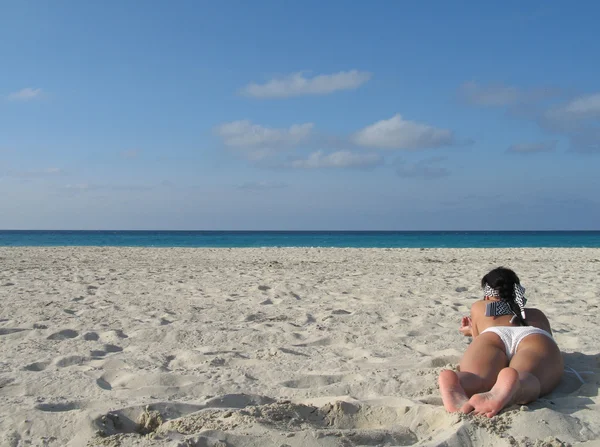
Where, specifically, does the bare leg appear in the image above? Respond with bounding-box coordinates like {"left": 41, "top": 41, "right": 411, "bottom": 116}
{"left": 439, "top": 370, "right": 469, "bottom": 412}
{"left": 513, "top": 371, "right": 542, "bottom": 404}
{"left": 509, "top": 335, "right": 563, "bottom": 397}
{"left": 463, "top": 334, "right": 563, "bottom": 417}
{"left": 458, "top": 333, "right": 508, "bottom": 394}
{"left": 440, "top": 333, "right": 507, "bottom": 412}
{"left": 460, "top": 367, "right": 520, "bottom": 417}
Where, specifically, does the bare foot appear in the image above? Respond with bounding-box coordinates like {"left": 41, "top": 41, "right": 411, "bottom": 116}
{"left": 462, "top": 367, "right": 519, "bottom": 418}
{"left": 439, "top": 369, "right": 469, "bottom": 412}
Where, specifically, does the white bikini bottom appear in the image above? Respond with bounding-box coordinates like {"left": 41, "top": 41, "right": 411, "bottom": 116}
{"left": 481, "top": 326, "right": 555, "bottom": 360}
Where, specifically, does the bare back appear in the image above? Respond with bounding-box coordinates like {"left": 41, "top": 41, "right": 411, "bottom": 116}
{"left": 470, "top": 300, "right": 553, "bottom": 337}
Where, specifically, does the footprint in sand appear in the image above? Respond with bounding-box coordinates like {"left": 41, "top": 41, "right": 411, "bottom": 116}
{"left": 55, "top": 355, "right": 89, "bottom": 368}
{"left": 23, "top": 361, "right": 51, "bottom": 372}
{"left": 35, "top": 402, "right": 80, "bottom": 412}
{"left": 244, "top": 312, "right": 266, "bottom": 322}
{"left": 0, "top": 328, "right": 28, "bottom": 336}
{"left": 83, "top": 332, "right": 100, "bottom": 341}
{"left": 96, "top": 377, "right": 112, "bottom": 390}
{"left": 47, "top": 329, "right": 79, "bottom": 340}
{"left": 104, "top": 344, "right": 124, "bottom": 353}
{"left": 90, "top": 344, "right": 123, "bottom": 358}
{"left": 92, "top": 343, "right": 124, "bottom": 355}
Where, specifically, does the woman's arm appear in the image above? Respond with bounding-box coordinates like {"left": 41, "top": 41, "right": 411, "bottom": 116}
{"left": 459, "top": 316, "right": 473, "bottom": 337}
{"left": 469, "top": 302, "right": 481, "bottom": 338}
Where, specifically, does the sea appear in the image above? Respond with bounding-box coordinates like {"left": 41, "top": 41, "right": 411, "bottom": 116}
{"left": 0, "top": 231, "right": 599, "bottom": 248}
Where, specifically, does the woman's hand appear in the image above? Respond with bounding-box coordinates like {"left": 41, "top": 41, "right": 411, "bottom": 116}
{"left": 459, "top": 316, "right": 473, "bottom": 337}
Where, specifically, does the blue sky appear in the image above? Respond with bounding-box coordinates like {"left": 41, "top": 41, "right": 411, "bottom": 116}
{"left": 1, "top": 1, "right": 599, "bottom": 230}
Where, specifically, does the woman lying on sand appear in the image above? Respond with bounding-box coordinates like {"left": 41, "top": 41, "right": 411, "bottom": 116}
{"left": 439, "top": 267, "right": 563, "bottom": 418}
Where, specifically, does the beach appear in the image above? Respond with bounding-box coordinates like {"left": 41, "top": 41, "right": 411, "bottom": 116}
{"left": 0, "top": 247, "right": 599, "bottom": 446}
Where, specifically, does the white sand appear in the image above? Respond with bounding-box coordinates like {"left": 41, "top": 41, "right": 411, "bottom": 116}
{"left": 0, "top": 247, "right": 599, "bottom": 447}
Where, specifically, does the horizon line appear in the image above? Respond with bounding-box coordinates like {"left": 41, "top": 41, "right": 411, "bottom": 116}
{"left": 1, "top": 229, "right": 600, "bottom": 233}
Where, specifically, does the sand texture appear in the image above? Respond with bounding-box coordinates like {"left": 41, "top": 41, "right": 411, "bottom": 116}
{"left": 1, "top": 247, "right": 599, "bottom": 447}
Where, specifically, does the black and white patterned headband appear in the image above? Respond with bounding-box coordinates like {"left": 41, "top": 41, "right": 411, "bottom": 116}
{"left": 483, "top": 283, "right": 527, "bottom": 322}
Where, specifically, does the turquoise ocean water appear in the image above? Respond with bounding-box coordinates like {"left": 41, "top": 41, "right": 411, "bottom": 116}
{"left": 1, "top": 231, "right": 599, "bottom": 248}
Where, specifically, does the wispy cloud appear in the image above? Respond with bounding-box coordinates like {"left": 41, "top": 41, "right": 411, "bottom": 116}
{"left": 352, "top": 114, "right": 454, "bottom": 150}
{"left": 507, "top": 141, "right": 557, "bottom": 154}
{"left": 238, "top": 181, "right": 288, "bottom": 191}
{"left": 544, "top": 92, "right": 600, "bottom": 125}
{"left": 461, "top": 81, "right": 600, "bottom": 153}
{"left": 215, "top": 120, "right": 313, "bottom": 160}
{"left": 562, "top": 93, "right": 600, "bottom": 116}
{"left": 242, "top": 70, "right": 371, "bottom": 99}
{"left": 395, "top": 157, "right": 450, "bottom": 178}
{"left": 7, "top": 88, "right": 43, "bottom": 102}
{"left": 459, "top": 81, "right": 559, "bottom": 107}
{"left": 459, "top": 82, "right": 520, "bottom": 107}
{"left": 290, "top": 151, "right": 382, "bottom": 169}
{"left": 540, "top": 92, "right": 600, "bottom": 153}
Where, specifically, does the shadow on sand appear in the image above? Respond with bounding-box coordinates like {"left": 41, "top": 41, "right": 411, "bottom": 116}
{"left": 530, "top": 351, "right": 600, "bottom": 415}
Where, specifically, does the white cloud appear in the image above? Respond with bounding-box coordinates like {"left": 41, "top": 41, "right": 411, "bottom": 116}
{"left": 242, "top": 70, "right": 371, "bottom": 98}
{"left": 290, "top": 151, "right": 382, "bottom": 169}
{"left": 8, "top": 88, "right": 43, "bottom": 101}
{"left": 215, "top": 120, "right": 313, "bottom": 160}
{"left": 540, "top": 93, "right": 600, "bottom": 153}
{"left": 544, "top": 94, "right": 600, "bottom": 126}
{"left": 352, "top": 114, "right": 454, "bottom": 150}
{"left": 507, "top": 141, "right": 557, "bottom": 153}
{"left": 562, "top": 93, "right": 600, "bottom": 115}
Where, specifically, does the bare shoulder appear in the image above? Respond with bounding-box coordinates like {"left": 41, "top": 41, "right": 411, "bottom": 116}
{"left": 470, "top": 300, "right": 487, "bottom": 319}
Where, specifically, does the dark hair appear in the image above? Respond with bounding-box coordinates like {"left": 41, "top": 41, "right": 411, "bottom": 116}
{"left": 481, "top": 267, "right": 527, "bottom": 326}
